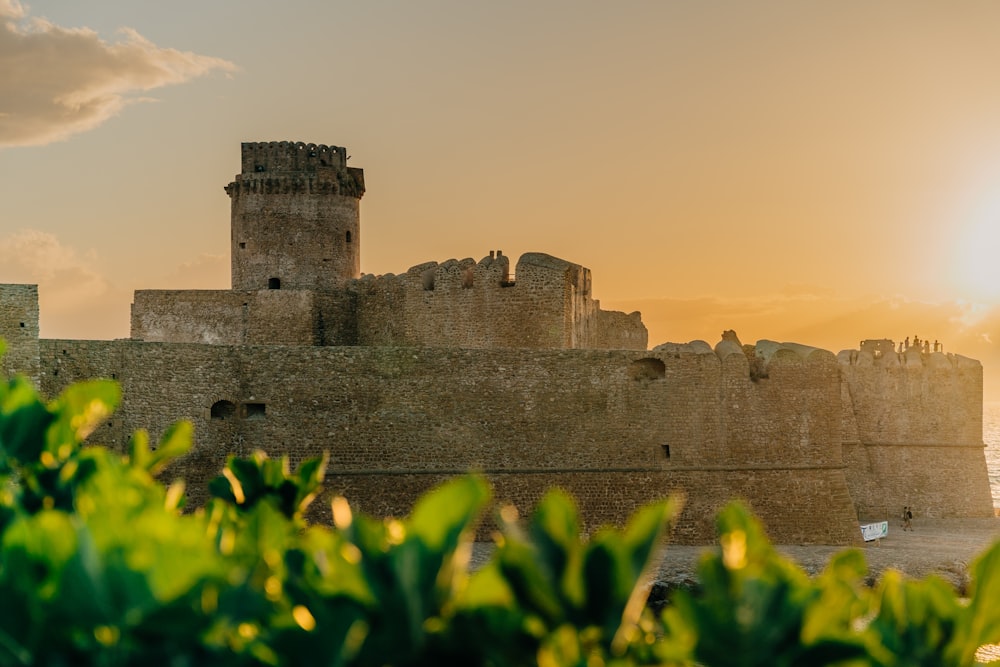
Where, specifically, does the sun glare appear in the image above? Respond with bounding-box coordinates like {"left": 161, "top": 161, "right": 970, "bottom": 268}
{"left": 954, "top": 212, "right": 1000, "bottom": 302}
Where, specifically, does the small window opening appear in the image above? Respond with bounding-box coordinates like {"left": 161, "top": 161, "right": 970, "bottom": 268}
{"left": 239, "top": 242, "right": 246, "bottom": 249}
{"left": 211, "top": 400, "right": 237, "bottom": 420}
{"left": 268, "top": 277, "right": 281, "bottom": 290}
{"left": 244, "top": 402, "right": 266, "bottom": 419}
{"left": 346, "top": 230, "right": 352, "bottom": 243}
{"left": 19, "top": 322, "right": 24, "bottom": 328}
{"left": 661, "top": 444, "right": 671, "bottom": 460}
{"left": 628, "top": 358, "right": 666, "bottom": 381}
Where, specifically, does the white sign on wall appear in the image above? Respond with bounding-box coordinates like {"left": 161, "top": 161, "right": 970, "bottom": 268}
{"left": 860, "top": 521, "right": 889, "bottom": 542}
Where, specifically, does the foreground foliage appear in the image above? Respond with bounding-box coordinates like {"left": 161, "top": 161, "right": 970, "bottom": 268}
{"left": 2, "top": 351, "right": 1000, "bottom": 665}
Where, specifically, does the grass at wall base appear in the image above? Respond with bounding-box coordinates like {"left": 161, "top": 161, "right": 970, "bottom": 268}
{"left": 3, "top": 345, "right": 1000, "bottom": 665}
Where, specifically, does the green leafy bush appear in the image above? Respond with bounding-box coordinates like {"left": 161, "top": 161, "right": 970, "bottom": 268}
{"left": 2, "top": 349, "right": 1000, "bottom": 666}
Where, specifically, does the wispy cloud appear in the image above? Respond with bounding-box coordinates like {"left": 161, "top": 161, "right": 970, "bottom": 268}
{"left": 0, "top": 229, "right": 107, "bottom": 295}
{"left": 151, "top": 253, "right": 228, "bottom": 289}
{"left": 0, "top": 230, "right": 129, "bottom": 338}
{"left": 0, "top": 0, "right": 236, "bottom": 147}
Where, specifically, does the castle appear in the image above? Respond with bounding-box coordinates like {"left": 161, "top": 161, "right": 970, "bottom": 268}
{"left": 0, "top": 141, "right": 992, "bottom": 544}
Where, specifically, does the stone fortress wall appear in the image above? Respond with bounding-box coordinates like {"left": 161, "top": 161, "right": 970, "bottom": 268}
{"left": 3, "top": 140, "right": 994, "bottom": 545}
{"left": 0, "top": 284, "right": 39, "bottom": 386}
{"left": 839, "top": 345, "right": 990, "bottom": 521}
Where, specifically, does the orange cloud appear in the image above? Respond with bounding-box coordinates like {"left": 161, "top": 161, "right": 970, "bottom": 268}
{"left": 0, "top": 229, "right": 129, "bottom": 339}
{"left": 0, "top": 1, "right": 236, "bottom": 147}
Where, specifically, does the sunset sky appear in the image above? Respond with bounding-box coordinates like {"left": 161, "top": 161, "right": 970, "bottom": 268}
{"left": 4, "top": 1, "right": 1000, "bottom": 396}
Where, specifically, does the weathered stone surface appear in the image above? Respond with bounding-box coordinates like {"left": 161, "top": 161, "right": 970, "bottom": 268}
{"left": 0, "top": 284, "right": 38, "bottom": 386}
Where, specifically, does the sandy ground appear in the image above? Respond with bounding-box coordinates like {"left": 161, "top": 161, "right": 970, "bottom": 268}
{"left": 472, "top": 517, "right": 1000, "bottom": 661}
{"left": 654, "top": 517, "right": 1000, "bottom": 591}
{"left": 472, "top": 517, "right": 1000, "bottom": 587}
{"left": 655, "top": 517, "right": 1000, "bottom": 664}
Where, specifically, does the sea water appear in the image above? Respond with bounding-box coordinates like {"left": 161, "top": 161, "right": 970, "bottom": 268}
{"left": 986, "top": 403, "right": 1000, "bottom": 509}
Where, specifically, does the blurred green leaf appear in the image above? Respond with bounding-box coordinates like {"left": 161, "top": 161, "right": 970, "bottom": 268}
{"left": 0, "top": 376, "right": 54, "bottom": 464}
{"left": 45, "top": 379, "right": 120, "bottom": 452}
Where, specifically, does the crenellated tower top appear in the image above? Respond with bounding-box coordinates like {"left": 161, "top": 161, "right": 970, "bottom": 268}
{"left": 225, "top": 141, "right": 365, "bottom": 199}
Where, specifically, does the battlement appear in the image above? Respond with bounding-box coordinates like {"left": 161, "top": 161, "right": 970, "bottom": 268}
{"left": 838, "top": 346, "right": 980, "bottom": 370}
{"left": 352, "top": 251, "right": 646, "bottom": 350}
{"left": 655, "top": 336, "right": 834, "bottom": 384}
{"left": 225, "top": 141, "right": 365, "bottom": 200}
{"left": 241, "top": 141, "right": 346, "bottom": 173}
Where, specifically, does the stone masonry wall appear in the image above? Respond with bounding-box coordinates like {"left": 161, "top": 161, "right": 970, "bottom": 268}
{"left": 39, "top": 338, "right": 859, "bottom": 545}
{"left": 131, "top": 289, "right": 359, "bottom": 346}
{"left": 0, "top": 284, "right": 39, "bottom": 386}
{"left": 39, "top": 339, "right": 125, "bottom": 449}
{"left": 355, "top": 252, "right": 647, "bottom": 350}
{"left": 838, "top": 346, "right": 992, "bottom": 519}
{"left": 593, "top": 309, "right": 647, "bottom": 350}
{"left": 131, "top": 290, "right": 321, "bottom": 345}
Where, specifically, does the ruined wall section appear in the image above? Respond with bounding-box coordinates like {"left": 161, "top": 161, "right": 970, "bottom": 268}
{"left": 355, "top": 252, "right": 647, "bottom": 350}
{"left": 41, "top": 338, "right": 858, "bottom": 545}
{"left": 0, "top": 284, "right": 39, "bottom": 386}
{"left": 227, "top": 141, "right": 364, "bottom": 292}
{"left": 592, "top": 309, "right": 647, "bottom": 350}
{"left": 839, "top": 346, "right": 991, "bottom": 519}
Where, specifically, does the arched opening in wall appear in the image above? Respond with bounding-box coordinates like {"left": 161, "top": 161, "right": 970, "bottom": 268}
{"left": 346, "top": 231, "right": 352, "bottom": 243}
{"left": 628, "top": 358, "right": 666, "bottom": 381}
{"left": 268, "top": 277, "right": 281, "bottom": 290}
{"left": 421, "top": 268, "right": 435, "bottom": 291}
{"left": 211, "top": 400, "right": 237, "bottom": 420}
